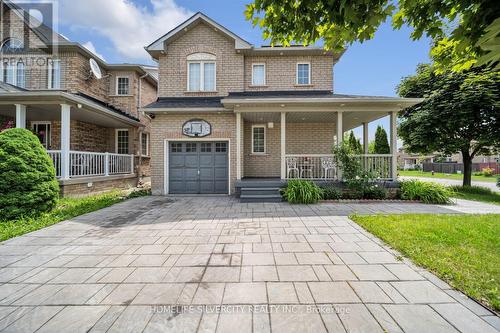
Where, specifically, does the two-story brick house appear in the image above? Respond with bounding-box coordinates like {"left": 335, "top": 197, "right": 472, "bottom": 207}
{"left": 143, "top": 13, "right": 422, "bottom": 201}
{"left": 0, "top": 1, "right": 158, "bottom": 196}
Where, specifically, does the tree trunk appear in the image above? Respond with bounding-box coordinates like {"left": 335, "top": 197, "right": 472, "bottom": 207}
{"left": 462, "top": 152, "right": 472, "bottom": 187}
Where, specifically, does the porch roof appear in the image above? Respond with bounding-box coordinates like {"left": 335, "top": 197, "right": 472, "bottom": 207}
{"left": 0, "top": 90, "right": 142, "bottom": 127}
{"left": 222, "top": 90, "right": 423, "bottom": 110}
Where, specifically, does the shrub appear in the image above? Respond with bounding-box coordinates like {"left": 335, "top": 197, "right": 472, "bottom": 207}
{"left": 321, "top": 186, "right": 342, "bottom": 200}
{"left": 399, "top": 180, "right": 452, "bottom": 204}
{"left": 0, "top": 128, "right": 59, "bottom": 220}
{"left": 283, "top": 180, "right": 323, "bottom": 204}
{"left": 363, "top": 184, "right": 388, "bottom": 199}
{"left": 481, "top": 167, "right": 494, "bottom": 177}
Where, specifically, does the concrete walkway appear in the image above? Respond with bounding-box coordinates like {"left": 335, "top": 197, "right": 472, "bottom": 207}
{"left": 0, "top": 197, "right": 498, "bottom": 333}
{"left": 399, "top": 176, "right": 499, "bottom": 192}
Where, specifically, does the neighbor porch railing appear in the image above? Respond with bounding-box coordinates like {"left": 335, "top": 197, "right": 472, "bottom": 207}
{"left": 284, "top": 154, "right": 394, "bottom": 180}
{"left": 47, "top": 150, "right": 134, "bottom": 178}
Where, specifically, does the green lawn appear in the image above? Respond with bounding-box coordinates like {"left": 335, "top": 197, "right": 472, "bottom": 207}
{"left": 450, "top": 186, "right": 500, "bottom": 205}
{"left": 0, "top": 190, "right": 149, "bottom": 242}
{"left": 399, "top": 170, "right": 497, "bottom": 183}
{"left": 352, "top": 214, "right": 500, "bottom": 311}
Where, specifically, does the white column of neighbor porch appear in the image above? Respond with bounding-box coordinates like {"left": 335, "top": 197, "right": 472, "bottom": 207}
{"left": 389, "top": 111, "right": 398, "bottom": 180}
{"left": 60, "top": 104, "right": 71, "bottom": 180}
{"left": 15, "top": 104, "right": 26, "bottom": 128}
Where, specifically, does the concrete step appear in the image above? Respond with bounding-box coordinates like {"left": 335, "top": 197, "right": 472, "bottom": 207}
{"left": 241, "top": 188, "right": 281, "bottom": 196}
{"left": 240, "top": 194, "right": 283, "bottom": 203}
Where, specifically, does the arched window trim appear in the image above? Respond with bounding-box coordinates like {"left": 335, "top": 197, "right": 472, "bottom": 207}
{"left": 186, "top": 52, "right": 216, "bottom": 61}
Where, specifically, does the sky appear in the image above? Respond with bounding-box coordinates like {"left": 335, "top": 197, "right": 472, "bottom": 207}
{"left": 53, "top": 0, "right": 431, "bottom": 143}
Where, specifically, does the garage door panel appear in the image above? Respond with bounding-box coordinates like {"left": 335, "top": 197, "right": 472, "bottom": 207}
{"left": 214, "top": 155, "right": 227, "bottom": 166}
{"left": 200, "top": 181, "right": 215, "bottom": 193}
{"left": 168, "top": 141, "right": 228, "bottom": 194}
{"left": 170, "top": 155, "right": 185, "bottom": 167}
{"left": 184, "top": 155, "right": 199, "bottom": 166}
{"left": 199, "top": 155, "right": 214, "bottom": 166}
{"left": 199, "top": 168, "right": 214, "bottom": 180}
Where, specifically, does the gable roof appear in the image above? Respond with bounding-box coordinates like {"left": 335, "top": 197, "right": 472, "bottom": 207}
{"left": 145, "top": 12, "right": 253, "bottom": 55}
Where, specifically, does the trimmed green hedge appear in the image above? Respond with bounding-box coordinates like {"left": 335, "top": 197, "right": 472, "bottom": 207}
{"left": 0, "top": 128, "right": 59, "bottom": 219}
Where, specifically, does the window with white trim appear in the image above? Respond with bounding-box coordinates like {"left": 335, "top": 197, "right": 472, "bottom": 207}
{"left": 1, "top": 61, "right": 26, "bottom": 88}
{"left": 116, "top": 129, "right": 129, "bottom": 154}
{"left": 116, "top": 77, "right": 130, "bottom": 95}
{"left": 141, "top": 132, "right": 149, "bottom": 156}
{"left": 252, "top": 125, "right": 266, "bottom": 154}
{"left": 296, "top": 63, "right": 310, "bottom": 85}
{"left": 48, "top": 59, "right": 61, "bottom": 89}
{"left": 252, "top": 63, "right": 266, "bottom": 85}
{"left": 187, "top": 53, "right": 216, "bottom": 91}
{"left": 32, "top": 122, "right": 51, "bottom": 149}
{"left": 16, "top": 61, "right": 25, "bottom": 88}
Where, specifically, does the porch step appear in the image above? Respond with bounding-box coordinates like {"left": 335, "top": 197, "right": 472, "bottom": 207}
{"left": 240, "top": 187, "right": 283, "bottom": 203}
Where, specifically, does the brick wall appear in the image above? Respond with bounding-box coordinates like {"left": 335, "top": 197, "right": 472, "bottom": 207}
{"left": 150, "top": 113, "right": 237, "bottom": 195}
{"left": 158, "top": 22, "right": 245, "bottom": 97}
{"left": 243, "top": 121, "right": 336, "bottom": 177}
{"left": 244, "top": 55, "right": 334, "bottom": 91}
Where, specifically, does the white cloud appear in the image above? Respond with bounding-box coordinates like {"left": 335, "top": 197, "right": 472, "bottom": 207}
{"left": 82, "top": 41, "right": 106, "bottom": 61}
{"left": 58, "top": 0, "right": 192, "bottom": 62}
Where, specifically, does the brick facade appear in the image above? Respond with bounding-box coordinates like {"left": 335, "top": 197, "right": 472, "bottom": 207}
{"left": 150, "top": 113, "right": 237, "bottom": 195}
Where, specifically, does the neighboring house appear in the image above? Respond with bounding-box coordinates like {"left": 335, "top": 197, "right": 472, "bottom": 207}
{"left": 0, "top": 1, "right": 158, "bottom": 196}
{"left": 397, "top": 149, "right": 435, "bottom": 170}
{"left": 142, "top": 13, "right": 422, "bottom": 200}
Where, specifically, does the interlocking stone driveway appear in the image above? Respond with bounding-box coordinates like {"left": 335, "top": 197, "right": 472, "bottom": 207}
{"left": 0, "top": 197, "right": 498, "bottom": 333}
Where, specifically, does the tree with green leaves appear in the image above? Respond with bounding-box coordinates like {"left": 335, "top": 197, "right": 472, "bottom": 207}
{"left": 346, "top": 131, "right": 362, "bottom": 154}
{"left": 373, "top": 126, "right": 390, "bottom": 154}
{"left": 397, "top": 64, "right": 500, "bottom": 186}
{"left": 246, "top": 0, "right": 500, "bottom": 71}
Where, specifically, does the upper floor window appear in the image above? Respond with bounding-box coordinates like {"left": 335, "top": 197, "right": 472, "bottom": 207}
{"left": 252, "top": 63, "right": 266, "bottom": 86}
{"left": 48, "top": 59, "right": 61, "bottom": 89}
{"left": 296, "top": 63, "right": 310, "bottom": 85}
{"left": 1, "top": 61, "right": 25, "bottom": 88}
{"left": 116, "top": 77, "right": 130, "bottom": 95}
{"left": 187, "top": 53, "right": 216, "bottom": 92}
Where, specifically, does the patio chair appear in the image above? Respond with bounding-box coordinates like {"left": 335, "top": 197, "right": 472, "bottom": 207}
{"left": 321, "top": 157, "right": 336, "bottom": 180}
{"left": 286, "top": 157, "right": 299, "bottom": 178}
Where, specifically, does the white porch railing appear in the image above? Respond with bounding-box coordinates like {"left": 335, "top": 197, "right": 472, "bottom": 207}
{"left": 284, "top": 154, "right": 394, "bottom": 180}
{"left": 47, "top": 150, "right": 134, "bottom": 179}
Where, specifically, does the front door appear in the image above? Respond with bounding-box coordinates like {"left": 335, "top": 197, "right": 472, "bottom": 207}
{"left": 168, "top": 141, "right": 228, "bottom": 194}
{"left": 32, "top": 122, "right": 51, "bottom": 149}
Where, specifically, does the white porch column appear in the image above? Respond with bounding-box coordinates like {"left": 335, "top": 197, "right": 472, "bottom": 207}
{"left": 363, "top": 122, "right": 369, "bottom": 154}
{"left": 236, "top": 112, "right": 242, "bottom": 180}
{"left": 336, "top": 111, "right": 343, "bottom": 146}
{"left": 336, "top": 111, "right": 343, "bottom": 180}
{"left": 280, "top": 112, "right": 286, "bottom": 180}
{"left": 15, "top": 104, "right": 26, "bottom": 128}
{"left": 390, "top": 111, "right": 398, "bottom": 180}
{"left": 60, "top": 104, "right": 71, "bottom": 180}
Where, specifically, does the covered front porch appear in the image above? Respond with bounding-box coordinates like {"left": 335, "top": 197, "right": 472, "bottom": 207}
{"left": 225, "top": 93, "right": 421, "bottom": 183}
{"left": 0, "top": 91, "right": 142, "bottom": 195}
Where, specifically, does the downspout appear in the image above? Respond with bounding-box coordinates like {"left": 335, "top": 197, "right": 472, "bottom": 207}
{"left": 137, "top": 72, "right": 149, "bottom": 185}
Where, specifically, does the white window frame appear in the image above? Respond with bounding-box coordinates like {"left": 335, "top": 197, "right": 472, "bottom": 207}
{"left": 16, "top": 61, "right": 25, "bottom": 88}
{"left": 116, "top": 76, "right": 130, "bottom": 96}
{"left": 187, "top": 61, "right": 217, "bottom": 92}
{"left": 32, "top": 121, "right": 52, "bottom": 149}
{"left": 251, "top": 125, "right": 266, "bottom": 154}
{"left": 296, "top": 62, "right": 311, "bottom": 85}
{"left": 115, "top": 129, "right": 129, "bottom": 154}
{"left": 48, "top": 59, "right": 61, "bottom": 89}
{"left": 251, "top": 63, "right": 266, "bottom": 86}
{"left": 140, "top": 132, "right": 149, "bottom": 156}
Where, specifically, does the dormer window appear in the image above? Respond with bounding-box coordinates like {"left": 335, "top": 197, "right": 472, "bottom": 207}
{"left": 117, "top": 77, "right": 130, "bottom": 95}
{"left": 187, "top": 53, "right": 216, "bottom": 92}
